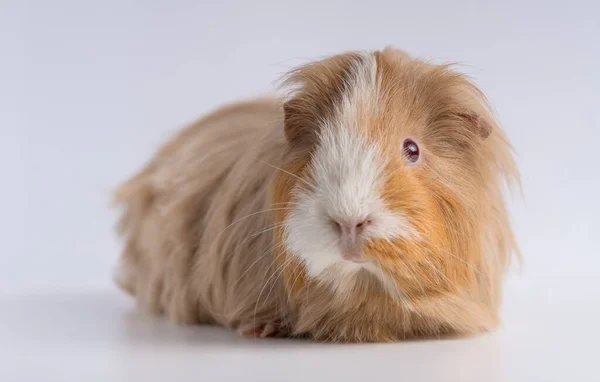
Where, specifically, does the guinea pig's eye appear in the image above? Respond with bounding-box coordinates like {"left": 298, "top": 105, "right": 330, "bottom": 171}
{"left": 402, "top": 138, "right": 420, "bottom": 165}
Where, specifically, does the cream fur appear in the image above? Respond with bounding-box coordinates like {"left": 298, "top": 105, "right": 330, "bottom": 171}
{"left": 113, "top": 47, "right": 520, "bottom": 342}
{"left": 113, "top": 99, "right": 289, "bottom": 329}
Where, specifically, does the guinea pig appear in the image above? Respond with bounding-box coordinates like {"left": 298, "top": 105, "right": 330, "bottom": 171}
{"left": 113, "top": 46, "right": 520, "bottom": 342}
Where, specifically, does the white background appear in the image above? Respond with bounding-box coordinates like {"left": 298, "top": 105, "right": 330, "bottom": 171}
{"left": 1, "top": 1, "right": 599, "bottom": 381}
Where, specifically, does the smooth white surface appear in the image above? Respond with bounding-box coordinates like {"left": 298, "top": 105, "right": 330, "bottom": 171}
{"left": 2, "top": 280, "right": 598, "bottom": 382}
{"left": 2, "top": 0, "right": 599, "bottom": 381}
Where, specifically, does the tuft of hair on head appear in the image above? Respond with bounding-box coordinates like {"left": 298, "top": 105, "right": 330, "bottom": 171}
{"left": 277, "top": 51, "right": 374, "bottom": 148}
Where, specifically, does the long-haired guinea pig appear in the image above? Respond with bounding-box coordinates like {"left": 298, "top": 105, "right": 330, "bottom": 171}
{"left": 113, "top": 46, "right": 520, "bottom": 342}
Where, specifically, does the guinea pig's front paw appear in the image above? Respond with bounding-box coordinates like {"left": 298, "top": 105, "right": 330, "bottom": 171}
{"left": 237, "top": 322, "right": 287, "bottom": 338}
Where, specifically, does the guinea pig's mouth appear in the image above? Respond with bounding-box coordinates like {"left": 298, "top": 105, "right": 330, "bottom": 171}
{"left": 340, "top": 246, "right": 370, "bottom": 264}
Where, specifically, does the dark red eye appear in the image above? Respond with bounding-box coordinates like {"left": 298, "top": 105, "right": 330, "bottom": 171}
{"left": 402, "top": 139, "right": 420, "bottom": 164}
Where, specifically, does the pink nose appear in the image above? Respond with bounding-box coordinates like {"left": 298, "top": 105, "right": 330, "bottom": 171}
{"left": 331, "top": 217, "right": 372, "bottom": 243}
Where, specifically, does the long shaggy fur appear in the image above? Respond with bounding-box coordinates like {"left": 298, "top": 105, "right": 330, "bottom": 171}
{"left": 113, "top": 47, "right": 520, "bottom": 342}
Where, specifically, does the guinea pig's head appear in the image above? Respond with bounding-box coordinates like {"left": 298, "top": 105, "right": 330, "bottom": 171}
{"left": 272, "top": 47, "right": 518, "bottom": 302}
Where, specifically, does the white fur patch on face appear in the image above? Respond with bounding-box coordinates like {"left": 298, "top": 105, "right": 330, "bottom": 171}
{"left": 283, "top": 53, "right": 418, "bottom": 281}
{"left": 283, "top": 127, "right": 416, "bottom": 279}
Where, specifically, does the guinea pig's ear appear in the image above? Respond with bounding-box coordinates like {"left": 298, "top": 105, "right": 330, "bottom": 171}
{"left": 456, "top": 111, "right": 493, "bottom": 140}
{"left": 282, "top": 96, "right": 316, "bottom": 147}
{"left": 446, "top": 75, "right": 496, "bottom": 141}
{"left": 279, "top": 52, "right": 365, "bottom": 147}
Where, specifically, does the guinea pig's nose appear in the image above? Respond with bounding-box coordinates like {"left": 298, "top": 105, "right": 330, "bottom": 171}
{"left": 331, "top": 217, "right": 372, "bottom": 242}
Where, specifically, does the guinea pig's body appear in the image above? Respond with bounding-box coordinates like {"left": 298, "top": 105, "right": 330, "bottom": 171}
{"left": 114, "top": 47, "right": 519, "bottom": 342}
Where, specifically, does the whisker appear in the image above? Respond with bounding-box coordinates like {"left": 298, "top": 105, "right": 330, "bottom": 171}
{"left": 271, "top": 201, "right": 302, "bottom": 207}
{"left": 215, "top": 207, "right": 294, "bottom": 238}
{"left": 377, "top": 265, "right": 391, "bottom": 315}
{"left": 258, "top": 159, "right": 316, "bottom": 189}
{"left": 221, "top": 249, "right": 286, "bottom": 320}
{"left": 230, "top": 240, "right": 285, "bottom": 288}
{"left": 228, "top": 221, "right": 288, "bottom": 253}
{"left": 421, "top": 257, "right": 461, "bottom": 292}
{"left": 266, "top": 261, "right": 299, "bottom": 307}
{"left": 386, "top": 243, "right": 427, "bottom": 297}
{"left": 253, "top": 256, "right": 295, "bottom": 331}
{"left": 304, "top": 270, "right": 310, "bottom": 308}
{"left": 285, "top": 263, "right": 305, "bottom": 302}
{"left": 421, "top": 237, "right": 483, "bottom": 277}
{"left": 230, "top": 220, "right": 313, "bottom": 291}
{"left": 397, "top": 264, "right": 421, "bottom": 298}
